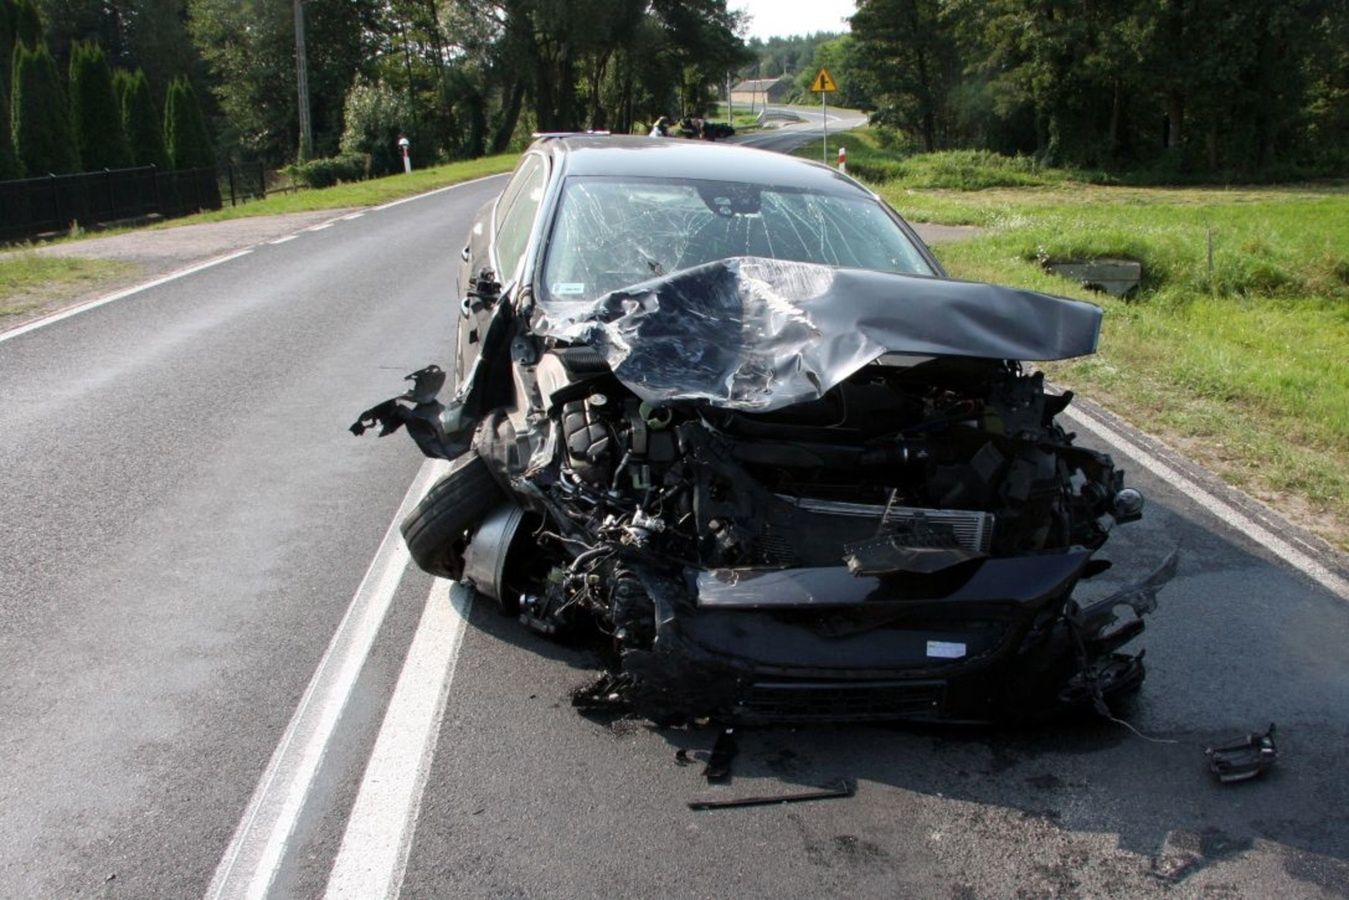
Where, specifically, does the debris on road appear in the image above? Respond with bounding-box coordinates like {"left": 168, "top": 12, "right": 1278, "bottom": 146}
{"left": 1206, "top": 724, "right": 1278, "bottom": 783}
{"left": 702, "top": 727, "right": 738, "bottom": 783}
{"left": 688, "top": 779, "right": 855, "bottom": 811}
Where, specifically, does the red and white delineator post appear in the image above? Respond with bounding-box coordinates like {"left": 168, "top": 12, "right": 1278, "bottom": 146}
{"left": 398, "top": 136, "right": 412, "bottom": 173}
{"left": 837, "top": 146, "right": 847, "bottom": 174}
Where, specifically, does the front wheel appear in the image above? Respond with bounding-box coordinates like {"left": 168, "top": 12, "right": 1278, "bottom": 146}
{"left": 401, "top": 454, "right": 503, "bottom": 579}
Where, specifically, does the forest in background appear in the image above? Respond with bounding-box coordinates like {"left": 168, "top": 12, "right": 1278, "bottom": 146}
{"left": 761, "top": 0, "right": 1347, "bottom": 177}
{"left": 2, "top": 0, "right": 1345, "bottom": 182}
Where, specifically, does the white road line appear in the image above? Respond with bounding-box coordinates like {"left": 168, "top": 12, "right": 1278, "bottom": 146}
{"left": 1062, "top": 406, "right": 1348, "bottom": 599}
{"left": 2, "top": 173, "right": 510, "bottom": 346}
{"left": 325, "top": 580, "right": 473, "bottom": 900}
{"left": 0, "top": 249, "right": 253, "bottom": 345}
{"left": 308, "top": 222, "right": 335, "bottom": 231}
{"left": 339, "top": 212, "right": 365, "bottom": 220}
{"left": 269, "top": 235, "right": 298, "bottom": 245}
{"left": 370, "top": 172, "right": 510, "bottom": 212}
{"left": 206, "top": 458, "right": 449, "bottom": 900}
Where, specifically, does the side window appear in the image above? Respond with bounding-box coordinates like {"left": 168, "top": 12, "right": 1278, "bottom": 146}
{"left": 493, "top": 155, "right": 547, "bottom": 281}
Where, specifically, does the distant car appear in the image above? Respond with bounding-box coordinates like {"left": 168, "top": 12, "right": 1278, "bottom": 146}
{"left": 354, "top": 135, "right": 1168, "bottom": 725}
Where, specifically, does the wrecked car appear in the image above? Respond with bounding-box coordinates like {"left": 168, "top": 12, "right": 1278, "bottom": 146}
{"left": 354, "top": 135, "right": 1170, "bottom": 725}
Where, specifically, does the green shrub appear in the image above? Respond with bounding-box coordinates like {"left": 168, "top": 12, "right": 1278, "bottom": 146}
{"left": 339, "top": 77, "right": 420, "bottom": 176}
{"left": 69, "top": 40, "right": 130, "bottom": 170}
{"left": 163, "top": 76, "right": 215, "bottom": 170}
{"left": 114, "top": 68, "right": 168, "bottom": 168}
{"left": 287, "top": 154, "right": 368, "bottom": 189}
{"left": 11, "top": 42, "right": 79, "bottom": 175}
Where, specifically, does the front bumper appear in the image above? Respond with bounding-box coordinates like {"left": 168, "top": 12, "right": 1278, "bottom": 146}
{"left": 618, "top": 551, "right": 1152, "bottom": 725}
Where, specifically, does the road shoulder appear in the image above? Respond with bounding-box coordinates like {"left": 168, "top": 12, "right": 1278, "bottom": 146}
{"left": 0, "top": 209, "right": 355, "bottom": 335}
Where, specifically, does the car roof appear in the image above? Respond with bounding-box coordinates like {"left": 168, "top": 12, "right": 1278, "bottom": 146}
{"left": 532, "top": 134, "right": 866, "bottom": 194}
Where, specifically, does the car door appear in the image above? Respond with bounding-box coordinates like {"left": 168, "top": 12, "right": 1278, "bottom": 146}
{"left": 454, "top": 153, "right": 549, "bottom": 392}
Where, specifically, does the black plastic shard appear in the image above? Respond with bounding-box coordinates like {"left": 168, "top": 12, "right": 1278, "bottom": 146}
{"left": 1205, "top": 723, "right": 1278, "bottom": 783}
{"left": 688, "top": 779, "right": 855, "bottom": 811}
{"left": 702, "top": 727, "right": 738, "bottom": 783}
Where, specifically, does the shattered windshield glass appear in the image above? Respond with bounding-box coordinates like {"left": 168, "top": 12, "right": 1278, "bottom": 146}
{"left": 540, "top": 175, "right": 934, "bottom": 302}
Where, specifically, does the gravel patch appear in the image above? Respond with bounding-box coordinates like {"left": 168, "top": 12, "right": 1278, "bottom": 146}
{"left": 1, "top": 209, "right": 356, "bottom": 334}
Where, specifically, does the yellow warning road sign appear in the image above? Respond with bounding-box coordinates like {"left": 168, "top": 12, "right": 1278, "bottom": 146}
{"left": 810, "top": 67, "right": 837, "bottom": 93}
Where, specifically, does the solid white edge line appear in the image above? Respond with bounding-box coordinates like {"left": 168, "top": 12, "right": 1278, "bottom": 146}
{"left": 1061, "top": 406, "right": 1348, "bottom": 599}
{"left": 0, "top": 249, "right": 253, "bottom": 345}
{"left": 340, "top": 212, "right": 365, "bottom": 220}
{"left": 308, "top": 222, "right": 335, "bottom": 231}
{"left": 324, "top": 579, "right": 473, "bottom": 900}
{"left": 370, "top": 171, "right": 510, "bottom": 212}
{"left": 1, "top": 171, "right": 510, "bottom": 346}
{"left": 205, "top": 458, "right": 450, "bottom": 900}
{"left": 269, "top": 235, "right": 299, "bottom": 245}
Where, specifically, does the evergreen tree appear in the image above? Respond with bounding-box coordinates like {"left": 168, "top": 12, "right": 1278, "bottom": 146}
{"left": 115, "top": 66, "right": 165, "bottom": 166}
{"left": 0, "top": 76, "right": 16, "bottom": 178}
{"left": 12, "top": 0, "right": 39, "bottom": 49}
{"left": 11, "top": 42, "right": 79, "bottom": 174}
{"left": 0, "top": 0, "right": 18, "bottom": 177}
{"left": 163, "top": 75, "right": 213, "bottom": 168}
{"left": 69, "top": 40, "right": 130, "bottom": 169}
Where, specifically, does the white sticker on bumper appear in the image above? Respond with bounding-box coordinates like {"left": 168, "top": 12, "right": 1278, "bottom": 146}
{"left": 926, "top": 640, "right": 966, "bottom": 659}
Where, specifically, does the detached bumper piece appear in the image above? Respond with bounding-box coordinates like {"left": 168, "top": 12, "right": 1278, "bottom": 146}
{"left": 1206, "top": 724, "right": 1278, "bottom": 783}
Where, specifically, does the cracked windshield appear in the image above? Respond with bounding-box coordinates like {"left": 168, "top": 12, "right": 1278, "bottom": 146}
{"left": 542, "top": 175, "right": 933, "bottom": 302}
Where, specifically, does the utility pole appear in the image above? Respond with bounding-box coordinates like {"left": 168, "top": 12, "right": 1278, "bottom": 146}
{"left": 293, "top": 0, "right": 313, "bottom": 162}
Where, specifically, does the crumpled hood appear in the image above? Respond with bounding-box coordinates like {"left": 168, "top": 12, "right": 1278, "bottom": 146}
{"left": 532, "top": 257, "right": 1102, "bottom": 412}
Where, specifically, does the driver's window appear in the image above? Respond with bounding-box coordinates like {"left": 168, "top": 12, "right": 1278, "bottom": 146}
{"left": 494, "top": 155, "right": 547, "bottom": 280}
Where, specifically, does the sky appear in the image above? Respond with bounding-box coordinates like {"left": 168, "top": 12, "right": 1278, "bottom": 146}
{"left": 732, "top": 0, "right": 855, "bottom": 40}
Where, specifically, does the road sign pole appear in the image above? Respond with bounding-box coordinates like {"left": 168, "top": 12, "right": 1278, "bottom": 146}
{"left": 822, "top": 91, "right": 828, "bottom": 164}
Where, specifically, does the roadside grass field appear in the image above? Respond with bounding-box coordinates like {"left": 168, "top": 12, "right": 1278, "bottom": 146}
{"left": 0, "top": 253, "right": 136, "bottom": 318}
{"left": 178, "top": 153, "right": 520, "bottom": 225}
{"left": 707, "top": 104, "right": 764, "bottom": 130}
{"left": 804, "top": 131, "right": 1349, "bottom": 549}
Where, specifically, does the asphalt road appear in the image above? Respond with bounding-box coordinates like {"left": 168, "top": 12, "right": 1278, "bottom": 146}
{"left": 2, "top": 160, "right": 1347, "bottom": 899}
{"left": 729, "top": 105, "right": 869, "bottom": 155}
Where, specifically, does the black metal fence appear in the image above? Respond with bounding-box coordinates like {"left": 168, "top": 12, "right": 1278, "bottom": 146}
{"left": 0, "top": 165, "right": 223, "bottom": 242}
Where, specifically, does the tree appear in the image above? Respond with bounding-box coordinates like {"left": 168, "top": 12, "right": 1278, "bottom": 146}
{"left": 163, "top": 74, "right": 213, "bottom": 167}
{"left": 11, "top": 42, "right": 79, "bottom": 174}
{"left": 851, "top": 0, "right": 960, "bottom": 152}
{"left": 339, "top": 75, "right": 416, "bottom": 174}
{"left": 189, "top": 0, "right": 380, "bottom": 163}
{"left": 69, "top": 40, "right": 131, "bottom": 168}
{"left": 115, "top": 66, "right": 167, "bottom": 166}
{"left": 0, "top": 0, "right": 18, "bottom": 177}
{"left": 11, "top": 0, "right": 41, "bottom": 49}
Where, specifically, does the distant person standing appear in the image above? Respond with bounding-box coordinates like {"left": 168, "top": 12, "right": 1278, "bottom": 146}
{"left": 649, "top": 116, "right": 671, "bottom": 137}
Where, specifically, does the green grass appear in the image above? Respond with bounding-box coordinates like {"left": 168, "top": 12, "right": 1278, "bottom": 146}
{"left": 707, "top": 104, "right": 765, "bottom": 130}
{"left": 825, "top": 140, "right": 1349, "bottom": 547}
{"left": 176, "top": 153, "right": 520, "bottom": 226}
{"left": 0, "top": 252, "right": 136, "bottom": 317}
{"left": 801, "top": 127, "right": 1101, "bottom": 191}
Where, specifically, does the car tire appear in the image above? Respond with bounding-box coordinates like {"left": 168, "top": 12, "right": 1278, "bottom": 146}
{"left": 402, "top": 453, "right": 503, "bottom": 580}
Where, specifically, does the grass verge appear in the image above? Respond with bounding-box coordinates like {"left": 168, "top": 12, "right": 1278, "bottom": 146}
{"left": 0, "top": 253, "right": 137, "bottom": 319}
{"left": 176, "top": 153, "right": 520, "bottom": 226}
{"left": 813, "top": 128, "right": 1349, "bottom": 549}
